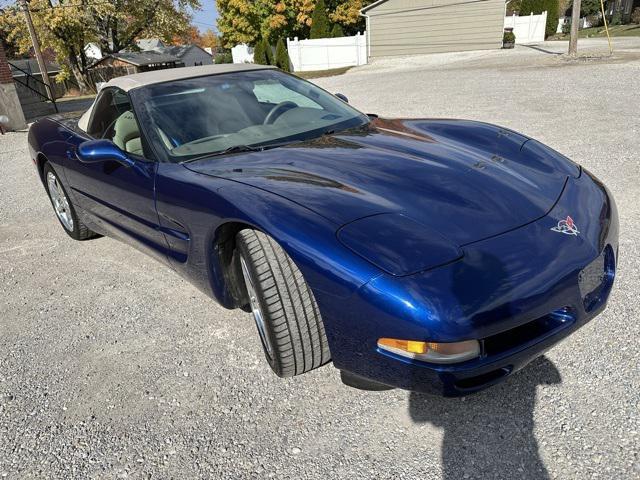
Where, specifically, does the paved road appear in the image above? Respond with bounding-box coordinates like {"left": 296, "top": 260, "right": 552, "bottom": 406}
{"left": 1, "top": 39, "right": 639, "bottom": 479}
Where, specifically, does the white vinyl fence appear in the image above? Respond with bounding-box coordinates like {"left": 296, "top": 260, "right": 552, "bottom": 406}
{"left": 557, "top": 15, "right": 598, "bottom": 33}
{"left": 286, "top": 33, "right": 367, "bottom": 72}
{"left": 231, "top": 44, "right": 254, "bottom": 64}
{"left": 504, "top": 12, "right": 548, "bottom": 43}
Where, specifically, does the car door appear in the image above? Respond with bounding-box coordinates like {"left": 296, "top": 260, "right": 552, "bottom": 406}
{"left": 64, "top": 87, "right": 169, "bottom": 263}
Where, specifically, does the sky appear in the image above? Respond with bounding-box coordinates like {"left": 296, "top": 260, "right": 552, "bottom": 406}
{"left": 191, "top": 1, "right": 219, "bottom": 33}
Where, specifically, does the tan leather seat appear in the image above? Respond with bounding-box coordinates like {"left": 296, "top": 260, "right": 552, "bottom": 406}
{"left": 112, "top": 110, "right": 143, "bottom": 156}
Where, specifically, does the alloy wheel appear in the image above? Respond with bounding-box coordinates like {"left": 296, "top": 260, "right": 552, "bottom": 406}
{"left": 46, "top": 171, "right": 74, "bottom": 231}
{"left": 240, "top": 255, "right": 274, "bottom": 358}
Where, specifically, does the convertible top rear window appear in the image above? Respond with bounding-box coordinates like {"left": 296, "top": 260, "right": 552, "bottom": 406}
{"left": 131, "top": 70, "right": 368, "bottom": 162}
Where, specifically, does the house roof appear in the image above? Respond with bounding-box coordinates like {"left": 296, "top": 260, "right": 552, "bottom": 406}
{"left": 103, "top": 63, "right": 277, "bottom": 91}
{"left": 93, "top": 51, "right": 181, "bottom": 67}
{"left": 360, "top": 0, "right": 392, "bottom": 13}
{"left": 8, "top": 58, "right": 61, "bottom": 76}
{"left": 157, "top": 44, "right": 212, "bottom": 59}
{"left": 136, "top": 38, "right": 165, "bottom": 50}
{"left": 361, "top": 0, "right": 486, "bottom": 14}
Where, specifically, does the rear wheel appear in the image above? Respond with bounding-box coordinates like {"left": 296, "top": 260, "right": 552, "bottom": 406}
{"left": 236, "top": 229, "right": 331, "bottom": 377}
{"left": 44, "top": 163, "right": 97, "bottom": 241}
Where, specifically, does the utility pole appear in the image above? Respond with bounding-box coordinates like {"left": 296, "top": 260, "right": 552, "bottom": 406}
{"left": 19, "top": 0, "right": 53, "bottom": 98}
{"left": 568, "top": 0, "right": 582, "bottom": 56}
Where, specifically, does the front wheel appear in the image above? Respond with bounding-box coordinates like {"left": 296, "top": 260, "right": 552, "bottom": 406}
{"left": 236, "top": 229, "right": 331, "bottom": 377}
{"left": 44, "top": 163, "right": 97, "bottom": 241}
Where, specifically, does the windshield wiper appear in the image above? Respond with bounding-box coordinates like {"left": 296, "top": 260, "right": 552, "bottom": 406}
{"left": 180, "top": 128, "right": 354, "bottom": 164}
{"left": 210, "top": 144, "right": 263, "bottom": 156}
{"left": 246, "top": 130, "right": 338, "bottom": 153}
{"left": 180, "top": 144, "right": 263, "bottom": 163}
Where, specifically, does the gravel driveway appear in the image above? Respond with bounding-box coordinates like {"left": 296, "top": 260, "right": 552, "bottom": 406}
{"left": 1, "top": 39, "right": 639, "bottom": 479}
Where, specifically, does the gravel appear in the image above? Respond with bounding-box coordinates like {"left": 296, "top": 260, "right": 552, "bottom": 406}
{"left": 1, "top": 38, "right": 639, "bottom": 479}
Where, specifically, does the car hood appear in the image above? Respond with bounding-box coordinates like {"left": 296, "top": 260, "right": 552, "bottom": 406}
{"left": 184, "top": 118, "right": 575, "bottom": 246}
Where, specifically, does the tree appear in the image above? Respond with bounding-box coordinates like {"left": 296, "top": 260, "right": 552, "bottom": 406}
{"left": 90, "top": 1, "right": 200, "bottom": 55}
{"left": 576, "top": 0, "right": 600, "bottom": 16}
{"left": 0, "top": 13, "right": 27, "bottom": 59}
{"left": 253, "top": 38, "right": 268, "bottom": 64}
{"left": 506, "top": 0, "right": 522, "bottom": 15}
{"left": 275, "top": 38, "right": 290, "bottom": 71}
{"left": 214, "top": 51, "right": 233, "bottom": 63}
{"left": 544, "top": 0, "right": 560, "bottom": 38}
{"left": 330, "top": 23, "right": 344, "bottom": 37}
{"left": 0, "top": 0, "right": 200, "bottom": 93}
{"left": 217, "top": 0, "right": 261, "bottom": 47}
{"left": 263, "top": 37, "right": 274, "bottom": 64}
{"left": 310, "top": 0, "right": 330, "bottom": 39}
{"left": 557, "top": 0, "right": 572, "bottom": 16}
{"left": 216, "top": 0, "right": 373, "bottom": 46}
{"left": 200, "top": 29, "right": 220, "bottom": 50}
{"left": 172, "top": 26, "right": 203, "bottom": 46}
{"left": 330, "top": 0, "right": 375, "bottom": 35}
{"left": 0, "top": 2, "right": 95, "bottom": 92}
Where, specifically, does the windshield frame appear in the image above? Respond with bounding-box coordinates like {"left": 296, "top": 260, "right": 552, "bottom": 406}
{"left": 129, "top": 69, "right": 370, "bottom": 164}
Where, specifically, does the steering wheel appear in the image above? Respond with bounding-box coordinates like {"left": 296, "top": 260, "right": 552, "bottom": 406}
{"left": 263, "top": 101, "right": 298, "bottom": 125}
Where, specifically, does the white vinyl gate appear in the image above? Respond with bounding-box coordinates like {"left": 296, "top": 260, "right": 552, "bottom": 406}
{"left": 504, "top": 12, "right": 548, "bottom": 44}
{"left": 286, "top": 33, "right": 367, "bottom": 72}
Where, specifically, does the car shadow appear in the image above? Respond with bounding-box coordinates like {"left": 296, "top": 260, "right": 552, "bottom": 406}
{"left": 408, "top": 356, "right": 561, "bottom": 479}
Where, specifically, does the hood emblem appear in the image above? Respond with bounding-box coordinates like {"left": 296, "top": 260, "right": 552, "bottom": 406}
{"left": 551, "top": 216, "right": 580, "bottom": 236}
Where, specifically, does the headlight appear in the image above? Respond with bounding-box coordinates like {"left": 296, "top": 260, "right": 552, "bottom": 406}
{"left": 378, "top": 337, "right": 480, "bottom": 364}
{"left": 337, "top": 213, "right": 462, "bottom": 276}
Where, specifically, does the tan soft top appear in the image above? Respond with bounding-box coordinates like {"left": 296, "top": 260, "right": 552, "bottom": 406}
{"left": 103, "top": 63, "right": 277, "bottom": 92}
{"left": 78, "top": 64, "right": 278, "bottom": 132}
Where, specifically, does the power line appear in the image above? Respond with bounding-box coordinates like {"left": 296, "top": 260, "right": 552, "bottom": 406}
{"left": 191, "top": 19, "right": 218, "bottom": 30}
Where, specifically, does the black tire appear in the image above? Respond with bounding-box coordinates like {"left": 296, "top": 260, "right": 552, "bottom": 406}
{"left": 43, "top": 163, "right": 97, "bottom": 241}
{"left": 236, "top": 229, "right": 331, "bottom": 377}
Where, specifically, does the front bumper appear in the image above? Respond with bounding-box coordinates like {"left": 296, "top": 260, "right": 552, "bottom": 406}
{"left": 320, "top": 169, "right": 618, "bottom": 396}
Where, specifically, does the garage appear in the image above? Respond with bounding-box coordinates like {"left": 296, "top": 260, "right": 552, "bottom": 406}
{"left": 361, "top": 0, "right": 506, "bottom": 58}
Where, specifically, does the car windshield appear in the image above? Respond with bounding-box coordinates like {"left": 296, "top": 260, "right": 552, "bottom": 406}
{"left": 134, "top": 69, "right": 369, "bottom": 162}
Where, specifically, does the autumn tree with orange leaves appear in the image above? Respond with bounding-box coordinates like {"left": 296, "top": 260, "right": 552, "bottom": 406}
{"left": 0, "top": 0, "right": 200, "bottom": 92}
{"left": 216, "top": 0, "right": 373, "bottom": 48}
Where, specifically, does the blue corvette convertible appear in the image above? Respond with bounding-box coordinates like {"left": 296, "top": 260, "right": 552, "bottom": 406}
{"left": 28, "top": 64, "right": 618, "bottom": 396}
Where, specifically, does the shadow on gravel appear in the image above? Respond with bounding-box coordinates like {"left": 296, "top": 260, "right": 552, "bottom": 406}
{"left": 521, "top": 44, "right": 563, "bottom": 56}
{"left": 409, "top": 356, "right": 561, "bottom": 479}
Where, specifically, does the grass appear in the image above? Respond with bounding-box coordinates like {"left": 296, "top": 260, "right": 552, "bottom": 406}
{"left": 550, "top": 23, "right": 640, "bottom": 40}
{"left": 294, "top": 66, "right": 353, "bottom": 79}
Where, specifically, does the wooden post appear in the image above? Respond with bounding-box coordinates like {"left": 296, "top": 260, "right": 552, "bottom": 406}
{"left": 19, "top": 0, "right": 53, "bottom": 98}
{"left": 568, "top": 0, "right": 581, "bottom": 56}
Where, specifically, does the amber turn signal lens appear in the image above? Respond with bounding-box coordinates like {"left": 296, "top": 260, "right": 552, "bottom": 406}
{"left": 377, "top": 338, "right": 480, "bottom": 364}
{"left": 378, "top": 338, "right": 428, "bottom": 354}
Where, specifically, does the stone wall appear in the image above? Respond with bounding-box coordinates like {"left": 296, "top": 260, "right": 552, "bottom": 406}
{"left": 0, "top": 43, "right": 27, "bottom": 131}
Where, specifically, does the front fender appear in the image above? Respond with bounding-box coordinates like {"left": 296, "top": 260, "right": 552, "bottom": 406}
{"left": 154, "top": 162, "right": 381, "bottom": 309}
{"left": 28, "top": 117, "right": 76, "bottom": 187}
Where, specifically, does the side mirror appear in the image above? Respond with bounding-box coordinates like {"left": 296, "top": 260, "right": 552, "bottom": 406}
{"left": 76, "top": 139, "right": 135, "bottom": 168}
{"left": 335, "top": 93, "right": 349, "bottom": 103}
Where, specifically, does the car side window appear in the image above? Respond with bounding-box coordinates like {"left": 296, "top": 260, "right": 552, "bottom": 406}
{"left": 87, "top": 88, "right": 144, "bottom": 156}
